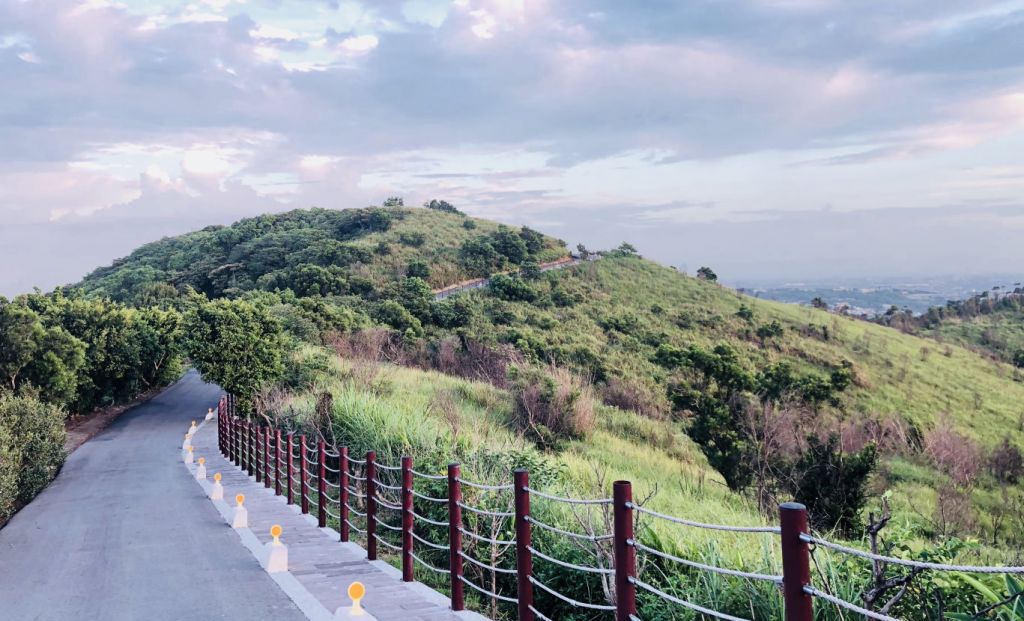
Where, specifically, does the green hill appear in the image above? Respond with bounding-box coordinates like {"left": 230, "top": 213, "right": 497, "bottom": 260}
{"left": 76, "top": 206, "right": 567, "bottom": 304}
{"left": 74, "top": 205, "right": 1024, "bottom": 551}
{"left": 878, "top": 290, "right": 1024, "bottom": 367}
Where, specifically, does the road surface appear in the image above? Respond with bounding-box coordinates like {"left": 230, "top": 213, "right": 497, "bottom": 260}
{"left": 0, "top": 371, "right": 306, "bottom": 621}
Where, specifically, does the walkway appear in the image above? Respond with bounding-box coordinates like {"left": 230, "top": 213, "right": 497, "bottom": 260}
{"left": 187, "top": 403, "right": 478, "bottom": 621}
{"left": 0, "top": 371, "right": 306, "bottom": 621}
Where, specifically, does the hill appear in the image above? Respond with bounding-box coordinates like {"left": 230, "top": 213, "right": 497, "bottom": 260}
{"left": 878, "top": 288, "right": 1024, "bottom": 367}
{"left": 76, "top": 206, "right": 567, "bottom": 304}
{"left": 73, "top": 205, "right": 1024, "bottom": 550}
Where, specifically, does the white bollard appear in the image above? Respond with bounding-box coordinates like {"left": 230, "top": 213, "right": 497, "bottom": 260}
{"left": 210, "top": 473, "right": 224, "bottom": 500}
{"left": 188, "top": 420, "right": 198, "bottom": 435}
{"left": 182, "top": 433, "right": 192, "bottom": 451}
{"left": 232, "top": 494, "right": 248, "bottom": 528}
{"left": 333, "top": 582, "right": 367, "bottom": 619}
{"left": 184, "top": 445, "right": 194, "bottom": 465}
{"left": 195, "top": 457, "right": 207, "bottom": 481}
{"left": 262, "top": 524, "right": 288, "bottom": 573}
{"left": 205, "top": 407, "right": 215, "bottom": 421}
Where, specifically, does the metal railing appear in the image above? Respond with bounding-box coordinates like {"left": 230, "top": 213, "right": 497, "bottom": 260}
{"left": 216, "top": 395, "right": 1024, "bottom": 621}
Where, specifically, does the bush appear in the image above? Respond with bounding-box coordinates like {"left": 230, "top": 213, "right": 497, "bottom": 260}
{"left": 600, "top": 377, "right": 668, "bottom": 420}
{"left": 510, "top": 365, "right": 595, "bottom": 445}
{"left": 0, "top": 395, "right": 67, "bottom": 520}
{"left": 488, "top": 274, "right": 536, "bottom": 302}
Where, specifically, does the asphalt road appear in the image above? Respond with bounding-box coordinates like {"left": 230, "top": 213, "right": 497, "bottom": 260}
{"left": 0, "top": 371, "right": 306, "bottom": 621}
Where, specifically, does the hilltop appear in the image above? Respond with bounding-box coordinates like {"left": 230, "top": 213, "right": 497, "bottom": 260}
{"left": 76, "top": 205, "right": 567, "bottom": 304}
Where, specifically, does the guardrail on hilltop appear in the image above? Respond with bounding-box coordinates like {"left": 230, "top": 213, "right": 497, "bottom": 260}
{"left": 216, "top": 395, "right": 1024, "bottom": 621}
{"left": 433, "top": 255, "right": 593, "bottom": 300}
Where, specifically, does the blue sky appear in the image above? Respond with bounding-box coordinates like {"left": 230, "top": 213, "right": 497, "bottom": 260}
{"left": 1, "top": 0, "right": 1023, "bottom": 295}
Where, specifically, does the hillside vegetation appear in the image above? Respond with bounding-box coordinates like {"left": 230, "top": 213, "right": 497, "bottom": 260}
{"left": 878, "top": 288, "right": 1024, "bottom": 368}
{"left": 57, "top": 203, "right": 1024, "bottom": 618}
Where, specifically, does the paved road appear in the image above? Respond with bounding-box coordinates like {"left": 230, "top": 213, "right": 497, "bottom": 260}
{"left": 0, "top": 371, "right": 306, "bottom": 621}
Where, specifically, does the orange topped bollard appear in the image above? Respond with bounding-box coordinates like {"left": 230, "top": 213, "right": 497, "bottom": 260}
{"left": 184, "top": 445, "right": 194, "bottom": 465}
{"left": 334, "top": 581, "right": 367, "bottom": 619}
{"left": 195, "top": 457, "right": 207, "bottom": 481}
{"left": 210, "top": 472, "right": 224, "bottom": 500}
{"left": 262, "top": 524, "right": 288, "bottom": 573}
{"left": 232, "top": 494, "right": 248, "bottom": 528}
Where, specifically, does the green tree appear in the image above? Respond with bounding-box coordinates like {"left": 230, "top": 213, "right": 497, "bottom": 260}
{"left": 407, "top": 261, "right": 431, "bottom": 280}
{"left": 0, "top": 299, "right": 44, "bottom": 390}
{"left": 184, "top": 298, "right": 285, "bottom": 409}
{"left": 424, "top": 199, "right": 461, "bottom": 214}
{"left": 792, "top": 435, "right": 877, "bottom": 535}
{"left": 383, "top": 196, "right": 404, "bottom": 207}
{"left": 696, "top": 266, "right": 718, "bottom": 282}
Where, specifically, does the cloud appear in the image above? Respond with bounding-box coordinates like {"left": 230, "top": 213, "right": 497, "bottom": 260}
{"left": 2, "top": 0, "right": 1024, "bottom": 295}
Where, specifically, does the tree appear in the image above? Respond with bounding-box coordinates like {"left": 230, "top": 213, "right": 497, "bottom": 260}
{"left": 0, "top": 299, "right": 44, "bottom": 390}
{"left": 696, "top": 266, "right": 718, "bottom": 282}
{"left": 407, "top": 261, "right": 431, "bottom": 280}
{"left": 575, "top": 243, "right": 590, "bottom": 260}
{"left": 811, "top": 296, "right": 829, "bottom": 310}
{"left": 1013, "top": 350, "right": 1024, "bottom": 369}
{"left": 383, "top": 196, "right": 404, "bottom": 207}
{"left": 736, "top": 304, "right": 755, "bottom": 322}
{"left": 424, "top": 199, "right": 461, "bottom": 215}
{"left": 184, "top": 298, "right": 285, "bottom": 409}
{"left": 792, "top": 434, "right": 877, "bottom": 535}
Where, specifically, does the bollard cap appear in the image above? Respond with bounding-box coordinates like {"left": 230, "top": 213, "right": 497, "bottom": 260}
{"left": 198, "top": 457, "right": 205, "bottom": 465}
{"left": 188, "top": 445, "right": 194, "bottom": 453}
{"left": 270, "top": 524, "right": 282, "bottom": 543}
{"left": 348, "top": 581, "right": 365, "bottom": 602}
{"left": 214, "top": 473, "right": 221, "bottom": 482}
{"left": 236, "top": 494, "right": 245, "bottom": 506}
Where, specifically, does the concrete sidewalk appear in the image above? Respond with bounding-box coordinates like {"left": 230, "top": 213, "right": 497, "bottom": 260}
{"left": 186, "top": 417, "right": 485, "bottom": 621}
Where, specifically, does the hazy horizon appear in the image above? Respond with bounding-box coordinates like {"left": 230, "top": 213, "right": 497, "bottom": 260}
{"left": 2, "top": 1, "right": 1023, "bottom": 296}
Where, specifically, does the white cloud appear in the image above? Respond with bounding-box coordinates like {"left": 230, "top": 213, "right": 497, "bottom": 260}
{"left": 339, "top": 34, "right": 379, "bottom": 53}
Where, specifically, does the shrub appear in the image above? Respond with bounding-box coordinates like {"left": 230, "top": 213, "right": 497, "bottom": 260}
{"left": 406, "top": 261, "right": 431, "bottom": 280}
{"left": 792, "top": 434, "right": 877, "bottom": 535}
{"left": 924, "top": 423, "right": 981, "bottom": 485}
{"left": 0, "top": 395, "right": 67, "bottom": 520}
{"left": 488, "top": 274, "right": 536, "bottom": 302}
{"left": 600, "top": 377, "right": 668, "bottom": 420}
{"left": 398, "top": 232, "right": 426, "bottom": 247}
{"left": 374, "top": 300, "right": 423, "bottom": 337}
{"left": 510, "top": 365, "right": 595, "bottom": 445}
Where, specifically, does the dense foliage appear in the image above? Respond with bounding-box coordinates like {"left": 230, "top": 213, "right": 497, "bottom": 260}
{"left": 0, "top": 395, "right": 66, "bottom": 521}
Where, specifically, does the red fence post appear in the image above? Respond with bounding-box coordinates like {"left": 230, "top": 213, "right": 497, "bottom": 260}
{"left": 366, "top": 451, "right": 377, "bottom": 561}
{"left": 448, "top": 463, "right": 464, "bottom": 611}
{"left": 401, "top": 456, "right": 414, "bottom": 582}
{"left": 514, "top": 469, "right": 534, "bottom": 621}
{"left": 318, "top": 440, "right": 327, "bottom": 528}
{"left": 340, "top": 447, "right": 350, "bottom": 542}
{"left": 286, "top": 433, "right": 294, "bottom": 506}
{"left": 231, "top": 419, "right": 238, "bottom": 465}
{"left": 299, "top": 435, "right": 309, "bottom": 514}
{"left": 780, "top": 503, "right": 813, "bottom": 621}
{"left": 242, "top": 421, "right": 248, "bottom": 472}
{"left": 249, "top": 423, "right": 256, "bottom": 476}
{"left": 613, "top": 481, "right": 637, "bottom": 621}
{"left": 264, "top": 428, "right": 272, "bottom": 488}
{"left": 255, "top": 427, "right": 264, "bottom": 484}
{"left": 275, "top": 429, "right": 282, "bottom": 496}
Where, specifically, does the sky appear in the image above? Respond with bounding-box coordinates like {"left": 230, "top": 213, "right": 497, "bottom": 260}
{"left": 1, "top": 0, "right": 1023, "bottom": 296}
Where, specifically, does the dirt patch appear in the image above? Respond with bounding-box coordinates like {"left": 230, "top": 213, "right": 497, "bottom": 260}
{"left": 64, "top": 384, "right": 170, "bottom": 455}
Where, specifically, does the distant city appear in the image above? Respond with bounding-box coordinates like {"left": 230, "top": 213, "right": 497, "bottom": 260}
{"left": 730, "top": 274, "right": 1024, "bottom": 317}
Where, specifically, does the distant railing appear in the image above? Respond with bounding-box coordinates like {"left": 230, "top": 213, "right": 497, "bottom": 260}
{"left": 433, "top": 255, "right": 592, "bottom": 300}
{"left": 216, "top": 396, "right": 1024, "bottom": 621}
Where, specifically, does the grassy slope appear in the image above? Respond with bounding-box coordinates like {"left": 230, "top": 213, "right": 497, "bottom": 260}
{"left": 493, "top": 257, "right": 1024, "bottom": 443}
{"left": 921, "top": 310, "right": 1024, "bottom": 365}
{"left": 462, "top": 257, "right": 1024, "bottom": 537}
